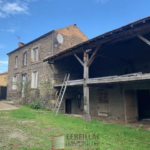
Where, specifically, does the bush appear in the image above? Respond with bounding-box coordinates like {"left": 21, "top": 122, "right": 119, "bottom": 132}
{"left": 30, "top": 102, "right": 41, "bottom": 110}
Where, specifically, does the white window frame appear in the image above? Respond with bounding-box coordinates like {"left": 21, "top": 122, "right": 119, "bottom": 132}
{"left": 15, "top": 56, "right": 18, "bottom": 68}
{"left": 31, "top": 71, "right": 38, "bottom": 88}
{"left": 12, "top": 76, "right": 17, "bottom": 90}
{"left": 23, "top": 52, "right": 27, "bottom": 66}
{"left": 32, "top": 47, "right": 39, "bottom": 62}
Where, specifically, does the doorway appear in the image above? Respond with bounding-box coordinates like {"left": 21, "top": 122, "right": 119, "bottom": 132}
{"left": 0, "top": 87, "right": 7, "bottom": 100}
{"left": 137, "top": 90, "right": 150, "bottom": 120}
{"left": 124, "top": 90, "right": 137, "bottom": 123}
{"left": 65, "top": 99, "right": 72, "bottom": 114}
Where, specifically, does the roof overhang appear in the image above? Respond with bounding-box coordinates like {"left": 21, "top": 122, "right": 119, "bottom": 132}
{"left": 43, "top": 16, "right": 150, "bottom": 62}
{"left": 7, "top": 30, "right": 54, "bottom": 55}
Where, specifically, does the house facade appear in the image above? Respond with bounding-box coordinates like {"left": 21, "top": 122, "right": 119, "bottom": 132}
{"left": 44, "top": 16, "right": 150, "bottom": 122}
{"left": 7, "top": 25, "right": 88, "bottom": 101}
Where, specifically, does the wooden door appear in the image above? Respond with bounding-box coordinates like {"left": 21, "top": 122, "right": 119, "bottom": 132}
{"left": 98, "top": 90, "right": 108, "bottom": 116}
{"left": 125, "top": 90, "right": 137, "bottom": 123}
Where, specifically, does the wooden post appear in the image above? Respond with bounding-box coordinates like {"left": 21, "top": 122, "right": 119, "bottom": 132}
{"left": 83, "top": 51, "right": 91, "bottom": 121}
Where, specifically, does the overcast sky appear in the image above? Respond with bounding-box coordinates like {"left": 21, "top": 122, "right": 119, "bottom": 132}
{"left": 0, "top": 0, "right": 150, "bottom": 73}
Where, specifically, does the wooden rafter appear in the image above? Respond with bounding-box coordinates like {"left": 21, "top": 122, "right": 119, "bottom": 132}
{"left": 137, "top": 34, "right": 150, "bottom": 46}
{"left": 74, "top": 54, "right": 84, "bottom": 66}
{"left": 87, "top": 45, "right": 101, "bottom": 67}
{"left": 87, "top": 56, "right": 98, "bottom": 67}
{"left": 91, "top": 53, "right": 130, "bottom": 64}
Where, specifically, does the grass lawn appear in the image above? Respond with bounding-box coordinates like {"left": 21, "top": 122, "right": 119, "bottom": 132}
{"left": 0, "top": 107, "right": 150, "bottom": 150}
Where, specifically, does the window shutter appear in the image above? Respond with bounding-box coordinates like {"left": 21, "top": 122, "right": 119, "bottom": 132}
{"left": 15, "top": 76, "right": 17, "bottom": 90}
{"left": 38, "top": 50, "right": 40, "bottom": 61}
{"left": 31, "top": 73, "right": 34, "bottom": 88}
{"left": 36, "top": 72, "right": 38, "bottom": 88}
{"left": 25, "top": 53, "right": 27, "bottom": 65}
{"left": 12, "top": 77, "right": 14, "bottom": 90}
{"left": 31, "top": 50, "right": 33, "bottom": 62}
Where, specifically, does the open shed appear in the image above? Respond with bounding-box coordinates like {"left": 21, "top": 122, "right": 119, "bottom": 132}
{"left": 44, "top": 16, "right": 150, "bottom": 122}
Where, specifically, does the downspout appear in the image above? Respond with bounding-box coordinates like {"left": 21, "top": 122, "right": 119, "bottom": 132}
{"left": 52, "top": 32, "right": 54, "bottom": 55}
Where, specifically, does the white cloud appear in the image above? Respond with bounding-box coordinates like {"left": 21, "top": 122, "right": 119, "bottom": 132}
{"left": 0, "top": 0, "right": 37, "bottom": 18}
{"left": 95, "top": 0, "right": 108, "bottom": 3}
{"left": 1, "top": 2, "right": 28, "bottom": 15}
{"left": 0, "top": 12, "right": 6, "bottom": 17}
{"left": 1, "top": 28, "right": 16, "bottom": 33}
{"left": 0, "top": 60, "right": 8, "bottom": 64}
{"left": 0, "top": 44, "right": 5, "bottom": 48}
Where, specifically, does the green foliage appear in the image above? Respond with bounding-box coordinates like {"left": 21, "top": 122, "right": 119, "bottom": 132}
{"left": 38, "top": 79, "right": 53, "bottom": 96}
{"left": 139, "top": 124, "right": 144, "bottom": 130}
{"left": 30, "top": 102, "right": 41, "bottom": 110}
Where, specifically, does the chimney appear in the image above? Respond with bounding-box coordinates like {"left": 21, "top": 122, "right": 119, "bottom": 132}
{"left": 18, "top": 42, "right": 25, "bottom": 48}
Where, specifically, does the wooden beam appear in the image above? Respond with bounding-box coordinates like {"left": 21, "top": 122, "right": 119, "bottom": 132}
{"left": 74, "top": 54, "right": 84, "bottom": 66}
{"left": 91, "top": 53, "right": 130, "bottom": 64}
{"left": 87, "top": 56, "right": 97, "bottom": 67}
{"left": 43, "top": 24, "right": 150, "bottom": 62}
{"left": 137, "top": 34, "right": 150, "bottom": 46}
{"left": 54, "top": 72, "right": 150, "bottom": 87}
{"left": 83, "top": 51, "right": 91, "bottom": 121}
{"left": 87, "top": 45, "right": 101, "bottom": 67}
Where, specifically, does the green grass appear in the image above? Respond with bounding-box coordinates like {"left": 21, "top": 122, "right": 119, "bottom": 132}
{"left": 0, "top": 107, "right": 150, "bottom": 150}
{"left": 10, "top": 108, "right": 36, "bottom": 119}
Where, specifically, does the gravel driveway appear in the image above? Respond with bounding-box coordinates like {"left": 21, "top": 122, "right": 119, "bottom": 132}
{"left": 0, "top": 101, "right": 19, "bottom": 110}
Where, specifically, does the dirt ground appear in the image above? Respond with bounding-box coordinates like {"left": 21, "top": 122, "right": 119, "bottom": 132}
{"left": 0, "top": 101, "right": 19, "bottom": 110}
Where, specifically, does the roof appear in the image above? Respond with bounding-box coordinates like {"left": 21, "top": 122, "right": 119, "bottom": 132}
{"left": 7, "top": 24, "right": 86, "bottom": 55}
{"left": 7, "top": 30, "right": 54, "bottom": 55}
{"left": 0, "top": 72, "right": 8, "bottom": 75}
{"left": 43, "top": 16, "right": 150, "bottom": 62}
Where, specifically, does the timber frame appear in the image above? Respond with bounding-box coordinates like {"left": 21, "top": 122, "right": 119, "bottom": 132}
{"left": 43, "top": 16, "right": 150, "bottom": 121}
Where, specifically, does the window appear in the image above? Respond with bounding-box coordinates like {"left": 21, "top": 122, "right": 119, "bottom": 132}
{"left": 4, "top": 77, "right": 7, "bottom": 81}
{"left": 22, "top": 74, "right": 27, "bottom": 97}
{"left": 32, "top": 48, "right": 39, "bottom": 62}
{"left": 23, "top": 52, "right": 27, "bottom": 66}
{"left": 31, "top": 71, "right": 38, "bottom": 88}
{"left": 12, "top": 76, "right": 17, "bottom": 90}
{"left": 15, "top": 56, "right": 18, "bottom": 68}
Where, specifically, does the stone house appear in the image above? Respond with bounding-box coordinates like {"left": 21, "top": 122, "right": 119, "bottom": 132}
{"left": 43, "top": 16, "right": 150, "bottom": 122}
{"left": 7, "top": 16, "right": 150, "bottom": 123}
{"left": 7, "top": 24, "right": 88, "bottom": 102}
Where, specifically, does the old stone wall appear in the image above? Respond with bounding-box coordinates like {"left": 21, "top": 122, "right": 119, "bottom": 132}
{"left": 59, "top": 84, "right": 125, "bottom": 120}
{"left": 7, "top": 33, "right": 54, "bottom": 101}
{"left": 53, "top": 55, "right": 83, "bottom": 84}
